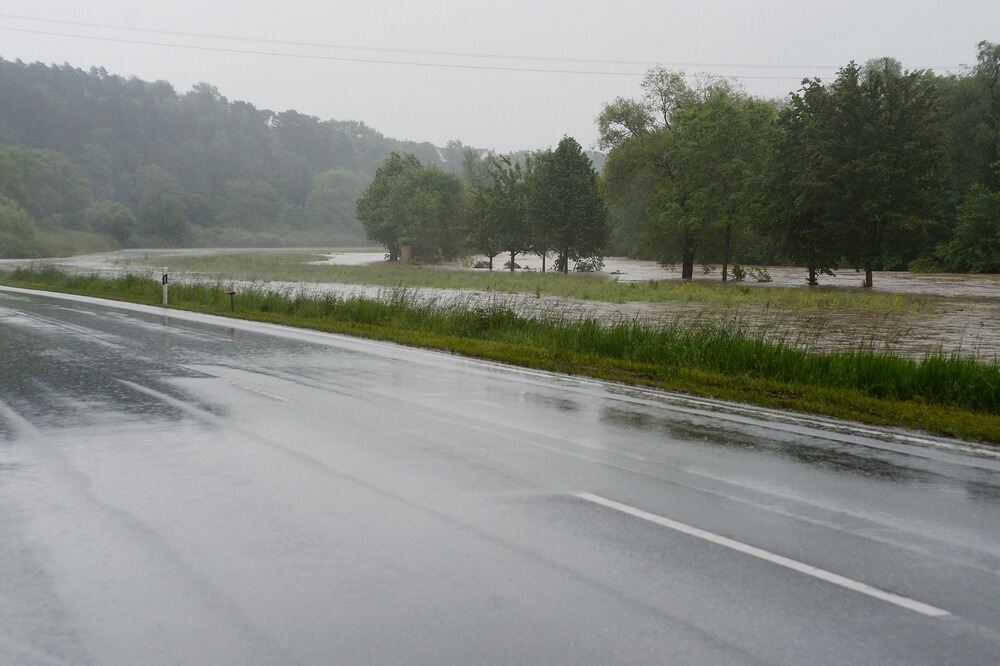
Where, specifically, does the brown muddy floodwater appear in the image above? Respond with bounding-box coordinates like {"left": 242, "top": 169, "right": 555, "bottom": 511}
{"left": 3, "top": 250, "right": 998, "bottom": 359}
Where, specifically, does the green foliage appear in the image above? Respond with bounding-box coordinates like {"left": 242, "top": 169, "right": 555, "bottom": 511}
{"left": 939, "top": 185, "right": 1000, "bottom": 272}
{"left": 471, "top": 154, "right": 532, "bottom": 270}
{"left": 663, "top": 85, "right": 777, "bottom": 278}
{"left": 766, "top": 59, "right": 946, "bottom": 287}
{"left": 356, "top": 153, "right": 469, "bottom": 262}
{"left": 134, "top": 166, "right": 191, "bottom": 245}
{"left": 770, "top": 79, "right": 843, "bottom": 284}
{"left": 0, "top": 195, "right": 116, "bottom": 257}
{"left": 596, "top": 66, "right": 694, "bottom": 150}
{"left": 0, "top": 146, "right": 91, "bottom": 228}
{"left": 356, "top": 153, "right": 421, "bottom": 258}
{"left": 0, "top": 194, "right": 44, "bottom": 257}
{"left": 599, "top": 45, "right": 999, "bottom": 277}
{"left": 0, "top": 58, "right": 498, "bottom": 251}
{"left": 953, "top": 42, "right": 1000, "bottom": 194}
{"left": 596, "top": 97, "right": 654, "bottom": 150}
{"left": 305, "top": 169, "right": 367, "bottom": 235}
{"left": 827, "top": 60, "right": 944, "bottom": 286}
{"left": 217, "top": 180, "right": 284, "bottom": 231}
{"left": 611, "top": 78, "right": 776, "bottom": 280}
{"left": 527, "top": 137, "right": 609, "bottom": 272}
{"left": 82, "top": 201, "right": 136, "bottom": 245}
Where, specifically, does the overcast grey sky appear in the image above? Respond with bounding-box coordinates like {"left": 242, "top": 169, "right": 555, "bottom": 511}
{"left": 1, "top": 1, "right": 996, "bottom": 152}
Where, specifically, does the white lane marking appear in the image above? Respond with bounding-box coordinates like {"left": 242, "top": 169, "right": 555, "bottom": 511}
{"left": 575, "top": 492, "right": 951, "bottom": 618}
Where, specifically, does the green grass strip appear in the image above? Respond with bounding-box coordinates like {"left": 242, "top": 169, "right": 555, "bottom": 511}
{"left": 3, "top": 267, "right": 997, "bottom": 444}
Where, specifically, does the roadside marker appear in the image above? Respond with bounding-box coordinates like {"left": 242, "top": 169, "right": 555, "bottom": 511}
{"left": 575, "top": 492, "right": 950, "bottom": 618}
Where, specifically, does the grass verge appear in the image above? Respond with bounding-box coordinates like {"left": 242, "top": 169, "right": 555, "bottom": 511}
{"left": 127, "top": 251, "right": 934, "bottom": 312}
{"left": 3, "top": 267, "right": 997, "bottom": 444}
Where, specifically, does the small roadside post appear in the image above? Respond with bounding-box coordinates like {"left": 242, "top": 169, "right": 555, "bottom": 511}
{"left": 225, "top": 286, "right": 236, "bottom": 311}
{"left": 161, "top": 267, "right": 169, "bottom": 306}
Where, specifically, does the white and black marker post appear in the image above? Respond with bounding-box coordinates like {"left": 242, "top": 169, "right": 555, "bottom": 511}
{"left": 161, "top": 267, "right": 169, "bottom": 306}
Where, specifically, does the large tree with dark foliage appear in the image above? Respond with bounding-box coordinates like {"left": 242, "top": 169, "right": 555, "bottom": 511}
{"left": 810, "top": 60, "right": 943, "bottom": 287}
{"left": 356, "top": 153, "right": 469, "bottom": 262}
{"left": 769, "top": 79, "right": 844, "bottom": 286}
{"left": 602, "top": 76, "right": 775, "bottom": 280}
{"left": 527, "top": 137, "right": 608, "bottom": 273}
{"left": 471, "top": 155, "right": 532, "bottom": 271}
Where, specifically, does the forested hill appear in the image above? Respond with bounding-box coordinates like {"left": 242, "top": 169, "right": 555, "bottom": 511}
{"left": 0, "top": 57, "right": 512, "bottom": 254}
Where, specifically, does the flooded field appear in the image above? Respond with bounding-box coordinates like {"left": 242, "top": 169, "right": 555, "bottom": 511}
{"left": 3, "top": 248, "right": 998, "bottom": 359}
{"left": 311, "top": 251, "right": 1000, "bottom": 299}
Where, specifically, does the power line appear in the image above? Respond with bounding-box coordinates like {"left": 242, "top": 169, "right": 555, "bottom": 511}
{"left": 0, "top": 11, "right": 961, "bottom": 72}
{"left": 0, "top": 25, "right": 828, "bottom": 80}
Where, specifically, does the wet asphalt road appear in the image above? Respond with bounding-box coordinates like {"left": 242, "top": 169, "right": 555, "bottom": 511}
{"left": 2, "top": 286, "right": 1000, "bottom": 665}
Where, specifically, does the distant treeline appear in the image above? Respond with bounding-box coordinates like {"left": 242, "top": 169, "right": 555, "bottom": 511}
{"left": 355, "top": 41, "right": 999, "bottom": 285}
{"left": 2, "top": 46, "right": 997, "bottom": 282}
{"left": 600, "top": 41, "right": 1000, "bottom": 280}
{"left": 0, "top": 57, "right": 509, "bottom": 256}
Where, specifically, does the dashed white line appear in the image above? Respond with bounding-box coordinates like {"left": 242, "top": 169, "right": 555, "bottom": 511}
{"left": 575, "top": 492, "right": 951, "bottom": 618}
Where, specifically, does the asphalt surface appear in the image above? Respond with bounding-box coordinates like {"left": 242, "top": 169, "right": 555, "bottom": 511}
{"left": 1, "top": 285, "right": 1000, "bottom": 665}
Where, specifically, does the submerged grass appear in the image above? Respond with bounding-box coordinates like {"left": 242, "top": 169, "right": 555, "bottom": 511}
{"left": 3, "top": 267, "right": 997, "bottom": 443}
{"left": 130, "top": 251, "right": 932, "bottom": 312}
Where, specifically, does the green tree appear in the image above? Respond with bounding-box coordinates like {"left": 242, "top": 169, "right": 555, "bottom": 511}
{"left": 461, "top": 147, "right": 492, "bottom": 188}
{"left": 596, "top": 66, "right": 694, "bottom": 150}
{"left": 305, "top": 169, "right": 366, "bottom": 235}
{"left": 0, "top": 146, "right": 91, "bottom": 228}
{"left": 819, "top": 60, "right": 944, "bottom": 287}
{"left": 0, "top": 194, "right": 44, "bottom": 258}
{"left": 356, "top": 152, "right": 422, "bottom": 260}
{"left": 218, "top": 180, "right": 283, "bottom": 231}
{"left": 357, "top": 153, "right": 468, "bottom": 262}
{"left": 615, "top": 79, "right": 774, "bottom": 280}
{"left": 601, "top": 128, "right": 665, "bottom": 258}
{"left": 769, "top": 80, "right": 843, "bottom": 285}
{"left": 527, "top": 137, "right": 608, "bottom": 273}
{"left": 390, "top": 166, "right": 468, "bottom": 262}
{"left": 134, "top": 166, "right": 191, "bottom": 245}
{"left": 969, "top": 41, "right": 1000, "bottom": 192}
{"left": 473, "top": 155, "right": 532, "bottom": 271}
{"left": 671, "top": 87, "right": 776, "bottom": 280}
{"left": 939, "top": 185, "right": 1000, "bottom": 272}
{"left": 82, "top": 201, "right": 137, "bottom": 245}
{"left": 596, "top": 98, "right": 654, "bottom": 151}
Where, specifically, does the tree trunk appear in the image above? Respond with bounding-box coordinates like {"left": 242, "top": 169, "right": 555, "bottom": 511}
{"left": 541, "top": 253, "right": 546, "bottom": 272}
{"left": 509, "top": 250, "right": 516, "bottom": 272}
{"left": 721, "top": 224, "right": 731, "bottom": 282}
{"left": 807, "top": 250, "right": 818, "bottom": 286}
{"left": 488, "top": 254, "right": 493, "bottom": 271}
{"left": 681, "top": 250, "right": 695, "bottom": 281}
{"left": 560, "top": 248, "right": 570, "bottom": 274}
{"left": 389, "top": 246, "right": 399, "bottom": 262}
{"left": 864, "top": 266, "right": 874, "bottom": 289}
